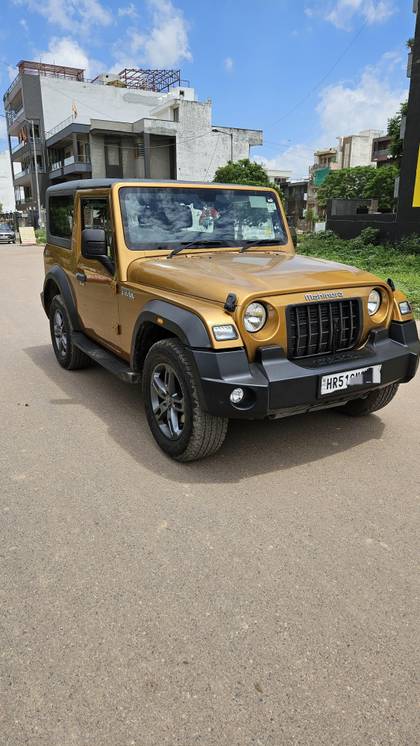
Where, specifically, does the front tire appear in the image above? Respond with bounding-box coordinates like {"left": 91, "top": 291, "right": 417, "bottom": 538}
{"left": 49, "top": 295, "right": 91, "bottom": 370}
{"left": 142, "top": 339, "right": 228, "bottom": 461}
{"left": 338, "top": 383, "right": 399, "bottom": 417}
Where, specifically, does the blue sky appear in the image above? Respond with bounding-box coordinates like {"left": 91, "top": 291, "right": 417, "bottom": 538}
{"left": 0, "top": 0, "right": 415, "bottom": 182}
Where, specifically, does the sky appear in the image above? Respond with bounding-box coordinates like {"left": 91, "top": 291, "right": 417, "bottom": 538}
{"left": 0, "top": 0, "right": 415, "bottom": 208}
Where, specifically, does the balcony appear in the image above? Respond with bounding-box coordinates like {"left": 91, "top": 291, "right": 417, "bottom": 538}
{"left": 63, "top": 155, "right": 91, "bottom": 176}
{"left": 16, "top": 197, "right": 34, "bottom": 209}
{"left": 49, "top": 155, "right": 91, "bottom": 179}
{"left": 14, "top": 166, "right": 45, "bottom": 185}
{"left": 6, "top": 107, "right": 24, "bottom": 129}
{"left": 11, "top": 137, "right": 42, "bottom": 160}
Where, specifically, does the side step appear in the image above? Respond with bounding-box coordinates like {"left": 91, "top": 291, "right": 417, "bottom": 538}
{"left": 72, "top": 332, "right": 141, "bottom": 384}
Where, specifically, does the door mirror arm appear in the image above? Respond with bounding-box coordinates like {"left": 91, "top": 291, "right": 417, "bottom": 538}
{"left": 99, "top": 255, "right": 115, "bottom": 275}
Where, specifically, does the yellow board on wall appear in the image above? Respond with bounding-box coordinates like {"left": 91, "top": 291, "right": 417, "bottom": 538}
{"left": 413, "top": 145, "right": 420, "bottom": 208}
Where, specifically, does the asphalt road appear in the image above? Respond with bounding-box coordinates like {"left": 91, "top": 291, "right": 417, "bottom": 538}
{"left": 1, "top": 244, "right": 419, "bottom": 746}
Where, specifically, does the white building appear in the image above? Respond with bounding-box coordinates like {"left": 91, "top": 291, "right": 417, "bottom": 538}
{"left": 4, "top": 62, "right": 263, "bottom": 213}
{"left": 337, "top": 129, "right": 383, "bottom": 169}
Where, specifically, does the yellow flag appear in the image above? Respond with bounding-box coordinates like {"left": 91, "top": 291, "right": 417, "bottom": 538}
{"left": 71, "top": 100, "right": 78, "bottom": 119}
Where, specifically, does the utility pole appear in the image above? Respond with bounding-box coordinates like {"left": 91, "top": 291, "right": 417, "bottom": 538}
{"left": 30, "top": 119, "right": 43, "bottom": 228}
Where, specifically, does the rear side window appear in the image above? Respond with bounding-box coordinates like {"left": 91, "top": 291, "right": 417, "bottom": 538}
{"left": 49, "top": 195, "right": 74, "bottom": 239}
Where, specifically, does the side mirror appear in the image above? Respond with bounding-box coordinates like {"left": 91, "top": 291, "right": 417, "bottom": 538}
{"left": 81, "top": 228, "right": 114, "bottom": 274}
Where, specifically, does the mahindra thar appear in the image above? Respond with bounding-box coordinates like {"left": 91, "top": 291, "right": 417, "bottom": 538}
{"left": 41, "top": 179, "right": 420, "bottom": 461}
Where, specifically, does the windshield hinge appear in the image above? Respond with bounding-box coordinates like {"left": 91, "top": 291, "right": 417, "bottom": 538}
{"left": 224, "top": 293, "right": 237, "bottom": 313}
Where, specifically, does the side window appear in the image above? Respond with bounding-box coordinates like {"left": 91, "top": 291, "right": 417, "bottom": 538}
{"left": 81, "top": 197, "right": 114, "bottom": 260}
{"left": 49, "top": 195, "right": 74, "bottom": 239}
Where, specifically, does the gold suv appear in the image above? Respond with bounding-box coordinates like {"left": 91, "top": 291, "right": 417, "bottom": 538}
{"left": 41, "top": 179, "right": 420, "bottom": 461}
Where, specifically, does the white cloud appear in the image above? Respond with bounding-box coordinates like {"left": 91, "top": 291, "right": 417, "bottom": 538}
{"left": 224, "top": 57, "right": 234, "bottom": 73}
{"left": 257, "top": 144, "right": 316, "bottom": 181}
{"left": 142, "top": 0, "right": 192, "bottom": 67}
{"left": 16, "top": 0, "right": 112, "bottom": 34}
{"left": 306, "top": 0, "right": 395, "bottom": 30}
{"left": 111, "top": 0, "right": 192, "bottom": 70}
{"left": 258, "top": 52, "right": 407, "bottom": 179}
{"left": 38, "top": 37, "right": 103, "bottom": 78}
{"left": 0, "top": 150, "right": 15, "bottom": 212}
{"left": 316, "top": 55, "right": 407, "bottom": 141}
{"left": 118, "top": 3, "right": 138, "bottom": 18}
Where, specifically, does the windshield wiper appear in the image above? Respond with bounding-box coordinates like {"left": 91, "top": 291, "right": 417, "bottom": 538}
{"left": 239, "top": 239, "right": 283, "bottom": 253}
{"left": 167, "top": 240, "right": 225, "bottom": 259}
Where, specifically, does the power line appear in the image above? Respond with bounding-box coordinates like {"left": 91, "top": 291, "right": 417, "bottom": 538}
{"left": 265, "top": 19, "right": 368, "bottom": 130}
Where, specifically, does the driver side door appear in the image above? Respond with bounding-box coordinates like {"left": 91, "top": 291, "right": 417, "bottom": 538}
{"left": 74, "top": 193, "right": 121, "bottom": 351}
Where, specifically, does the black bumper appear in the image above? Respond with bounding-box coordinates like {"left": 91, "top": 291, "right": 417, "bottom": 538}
{"left": 192, "top": 321, "right": 420, "bottom": 419}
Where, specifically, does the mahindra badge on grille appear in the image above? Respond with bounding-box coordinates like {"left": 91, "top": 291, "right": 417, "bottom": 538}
{"left": 304, "top": 291, "right": 344, "bottom": 301}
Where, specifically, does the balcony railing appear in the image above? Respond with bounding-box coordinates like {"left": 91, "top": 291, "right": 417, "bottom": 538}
{"left": 11, "top": 137, "right": 42, "bottom": 154}
{"left": 3, "top": 74, "right": 22, "bottom": 102}
{"left": 64, "top": 155, "right": 91, "bottom": 166}
{"left": 6, "top": 107, "right": 24, "bottom": 127}
{"left": 45, "top": 115, "right": 76, "bottom": 140}
{"left": 14, "top": 166, "right": 45, "bottom": 180}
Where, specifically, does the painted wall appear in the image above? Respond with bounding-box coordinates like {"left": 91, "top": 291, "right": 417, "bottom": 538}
{"left": 175, "top": 99, "right": 262, "bottom": 181}
{"left": 39, "top": 77, "right": 181, "bottom": 134}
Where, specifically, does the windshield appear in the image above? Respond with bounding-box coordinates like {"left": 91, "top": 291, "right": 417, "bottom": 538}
{"left": 119, "top": 186, "right": 287, "bottom": 251}
{"left": 0, "top": 224, "right": 12, "bottom": 231}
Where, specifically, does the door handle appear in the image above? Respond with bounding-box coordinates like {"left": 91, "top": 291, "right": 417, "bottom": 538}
{"left": 76, "top": 271, "right": 87, "bottom": 284}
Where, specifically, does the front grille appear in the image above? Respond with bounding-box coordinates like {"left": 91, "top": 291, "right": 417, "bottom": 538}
{"left": 286, "top": 298, "right": 361, "bottom": 359}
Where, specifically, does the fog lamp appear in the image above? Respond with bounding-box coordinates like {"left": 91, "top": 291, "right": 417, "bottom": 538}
{"left": 399, "top": 301, "right": 412, "bottom": 315}
{"left": 230, "top": 388, "right": 244, "bottom": 404}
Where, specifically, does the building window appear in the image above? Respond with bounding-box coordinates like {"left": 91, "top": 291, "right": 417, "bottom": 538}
{"left": 173, "top": 106, "right": 179, "bottom": 122}
{"left": 49, "top": 195, "right": 74, "bottom": 238}
{"left": 135, "top": 139, "right": 145, "bottom": 158}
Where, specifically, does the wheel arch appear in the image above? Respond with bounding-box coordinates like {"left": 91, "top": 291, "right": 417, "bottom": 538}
{"left": 130, "top": 299, "right": 212, "bottom": 372}
{"left": 42, "top": 266, "right": 81, "bottom": 330}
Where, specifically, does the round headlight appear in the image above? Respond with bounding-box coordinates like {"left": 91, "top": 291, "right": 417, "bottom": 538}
{"left": 244, "top": 302, "right": 267, "bottom": 332}
{"left": 368, "top": 289, "right": 381, "bottom": 316}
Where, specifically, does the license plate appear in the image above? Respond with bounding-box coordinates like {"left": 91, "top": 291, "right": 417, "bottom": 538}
{"left": 320, "top": 365, "right": 382, "bottom": 396}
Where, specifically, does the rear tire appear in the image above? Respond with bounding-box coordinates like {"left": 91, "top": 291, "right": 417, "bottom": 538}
{"left": 338, "top": 383, "right": 399, "bottom": 417}
{"left": 49, "top": 295, "right": 91, "bottom": 370}
{"left": 143, "top": 338, "right": 228, "bottom": 461}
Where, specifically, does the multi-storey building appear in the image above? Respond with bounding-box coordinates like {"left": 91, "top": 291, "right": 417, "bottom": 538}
{"left": 3, "top": 62, "right": 263, "bottom": 222}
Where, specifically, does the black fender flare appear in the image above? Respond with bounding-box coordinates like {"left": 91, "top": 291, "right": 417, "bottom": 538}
{"left": 130, "top": 299, "right": 212, "bottom": 370}
{"left": 42, "top": 266, "right": 82, "bottom": 331}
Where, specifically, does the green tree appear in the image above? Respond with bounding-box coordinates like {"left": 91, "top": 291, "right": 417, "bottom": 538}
{"left": 317, "top": 165, "right": 397, "bottom": 212}
{"left": 387, "top": 101, "right": 408, "bottom": 160}
{"left": 365, "top": 165, "right": 399, "bottom": 212}
{"left": 317, "top": 167, "right": 376, "bottom": 208}
{"left": 213, "top": 158, "right": 284, "bottom": 204}
{"left": 213, "top": 159, "right": 271, "bottom": 186}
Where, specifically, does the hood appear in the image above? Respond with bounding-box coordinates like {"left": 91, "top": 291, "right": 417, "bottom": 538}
{"left": 127, "top": 251, "right": 383, "bottom": 305}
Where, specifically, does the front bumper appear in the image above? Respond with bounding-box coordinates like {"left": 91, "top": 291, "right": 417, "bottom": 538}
{"left": 192, "top": 321, "right": 420, "bottom": 419}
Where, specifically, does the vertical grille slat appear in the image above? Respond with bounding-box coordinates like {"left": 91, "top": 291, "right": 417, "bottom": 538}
{"left": 286, "top": 298, "right": 361, "bottom": 360}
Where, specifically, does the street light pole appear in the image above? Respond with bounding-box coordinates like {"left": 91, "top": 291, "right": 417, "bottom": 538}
{"left": 29, "top": 119, "right": 43, "bottom": 228}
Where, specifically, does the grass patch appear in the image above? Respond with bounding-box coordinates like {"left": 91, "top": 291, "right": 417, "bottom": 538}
{"left": 35, "top": 227, "right": 46, "bottom": 244}
{"left": 298, "top": 231, "right": 420, "bottom": 319}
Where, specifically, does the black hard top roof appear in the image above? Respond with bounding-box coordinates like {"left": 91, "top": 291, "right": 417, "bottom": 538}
{"left": 46, "top": 178, "right": 273, "bottom": 195}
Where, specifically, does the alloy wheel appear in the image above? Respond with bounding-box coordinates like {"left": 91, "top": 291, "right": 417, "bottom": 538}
{"left": 53, "top": 309, "right": 68, "bottom": 357}
{"left": 150, "top": 363, "right": 185, "bottom": 440}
